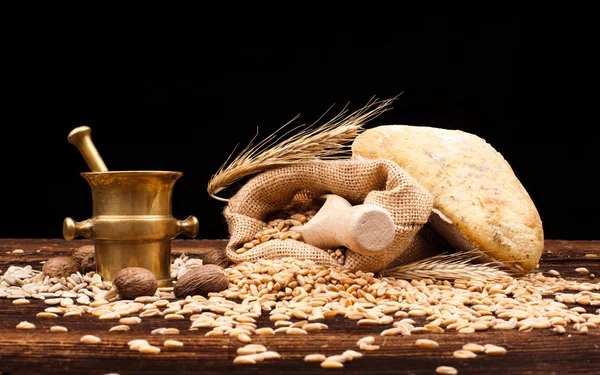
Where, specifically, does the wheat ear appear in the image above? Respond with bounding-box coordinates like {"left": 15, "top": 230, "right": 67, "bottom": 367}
{"left": 207, "top": 96, "right": 397, "bottom": 202}
{"left": 380, "top": 250, "right": 510, "bottom": 282}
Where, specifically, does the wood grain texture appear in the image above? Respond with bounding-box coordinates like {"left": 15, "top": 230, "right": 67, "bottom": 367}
{"left": 1, "top": 239, "right": 599, "bottom": 375}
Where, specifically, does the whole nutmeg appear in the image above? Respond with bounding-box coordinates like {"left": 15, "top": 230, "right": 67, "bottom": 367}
{"left": 174, "top": 264, "right": 229, "bottom": 298}
{"left": 73, "top": 245, "right": 96, "bottom": 273}
{"left": 42, "top": 256, "right": 81, "bottom": 278}
{"left": 113, "top": 267, "right": 158, "bottom": 300}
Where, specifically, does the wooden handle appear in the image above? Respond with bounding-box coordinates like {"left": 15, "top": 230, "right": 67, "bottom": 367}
{"left": 291, "top": 194, "right": 395, "bottom": 255}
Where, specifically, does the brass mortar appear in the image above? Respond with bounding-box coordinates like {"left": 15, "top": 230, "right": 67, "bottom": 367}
{"left": 63, "top": 126, "right": 199, "bottom": 287}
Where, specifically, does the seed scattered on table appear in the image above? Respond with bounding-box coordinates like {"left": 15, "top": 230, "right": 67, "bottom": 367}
{"left": 237, "top": 333, "right": 252, "bottom": 343}
{"left": 321, "top": 360, "right": 344, "bottom": 369}
{"left": 304, "top": 354, "right": 326, "bottom": 362}
{"left": 342, "top": 350, "right": 363, "bottom": 360}
{"left": 255, "top": 327, "right": 275, "bottom": 335}
{"left": 547, "top": 270, "right": 560, "bottom": 276}
{"left": 138, "top": 345, "right": 161, "bottom": 354}
{"left": 128, "top": 339, "right": 149, "bottom": 350}
{"left": 12, "top": 249, "right": 25, "bottom": 254}
{"left": 36, "top": 312, "right": 58, "bottom": 319}
{"left": 484, "top": 344, "right": 507, "bottom": 355}
{"left": 462, "top": 343, "right": 485, "bottom": 353}
{"left": 80, "top": 335, "right": 101, "bottom": 344}
{"left": 436, "top": 366, "right": 458, "bottom": 375}
{"left": 164, "top": 339, "right": 184, "bottom": 348}
{"left": 233, "top": 355, "right": 257, "bottom": 365}
{"left": 16, "top": 321, "right": 36, "bottom": 330}
{"left": 585, "top": 253, "right": 598, "bottom": 258}
{"left": 325, "top": 355, "right": 348, "bottom": 363}
{"left": 575, "top": 267, "right": 590, "bottom": 274}
{"left": 109, "top": 325, "right": 130, "bottom": 332}
{"left": 50, "top": 325, "right": 68, "bottom": 333}
{"left": 357, "top": 336, "right": 375, "bottom": 347}
{"left": 12, "top": 298, "right": 30, "bottom": 305}
{"left": 359, "top": 344, "right": 380, "bottom": 351}
{"left": 453, "top": 349, "right": 477, "bottom": 359}
{"left": 415, "top": 339, "right": 439, "bottom": 348}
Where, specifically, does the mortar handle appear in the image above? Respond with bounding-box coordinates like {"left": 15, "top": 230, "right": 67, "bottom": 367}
{"left": 177, "top": 215, "right": 199, "bottom": 238}
{"left": 63, "top": 217, "right": 94, "bottom": 241}
{"left": 291, "top": 194, "right": 395, "bottom": 256}
{"left": 68, "top": 126, "right": 108, "bottom": 172}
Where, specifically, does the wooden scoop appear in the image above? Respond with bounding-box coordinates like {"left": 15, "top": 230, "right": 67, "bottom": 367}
{"left": 291, "top": 194, "right": 395, "bottom": 256}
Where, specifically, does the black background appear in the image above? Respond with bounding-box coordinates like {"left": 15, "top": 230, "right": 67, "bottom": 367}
{"left": 1, "top": 15, "right": 597, "bottom": 241}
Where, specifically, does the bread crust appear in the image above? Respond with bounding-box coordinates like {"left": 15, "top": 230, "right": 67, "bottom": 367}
{"left": 351, "top": 125, "right": 544, "bottom": 273}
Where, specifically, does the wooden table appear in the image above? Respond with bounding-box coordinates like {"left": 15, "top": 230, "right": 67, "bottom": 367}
{"left": 1, "top": 239, "right": 598, "bottom": 375}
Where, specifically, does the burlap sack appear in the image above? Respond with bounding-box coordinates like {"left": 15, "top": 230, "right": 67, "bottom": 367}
{"left": 223, "top": 159, "right": 434, "bottom": 273}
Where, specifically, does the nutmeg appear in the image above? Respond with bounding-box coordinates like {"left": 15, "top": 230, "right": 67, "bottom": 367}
{"left": 42, "top": 256, "right": 81, "bottom": 278}
{"left": 73, "top": 244, "right": 96, "bottom": 273}
{"left": 174, "top": 264, "right": 229, "bottom": 298}
{"left": 113, "top": 267, "right": 158, "bottom": 300}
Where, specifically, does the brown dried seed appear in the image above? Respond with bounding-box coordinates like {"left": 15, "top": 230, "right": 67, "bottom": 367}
{"left": 174, "top": 265, "right": 229, "bottom": 298}
{"left": 42, "top": 256, "right": 80, "bottom": 278}
{"left": 113, "top": 267, "right": 158, "bottom": 300}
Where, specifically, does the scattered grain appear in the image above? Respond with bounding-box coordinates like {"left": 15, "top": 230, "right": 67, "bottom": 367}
{"left": 415, "top": 339, "right": 439, "bottom": 348}
{"left": 164, "top": 339, "right": 184, "bottom": 348}
{"left": 436, "top": 366, "right": 458, "bottom": 375}
{"left": 453, "top": 350, "right": 477, "bottom": 359}
{"left": 80, "top": 335, "right": 101, "bottom": 344}
{"left": 304, "top": 354, "right": 326, "bottom": 362}
{"left": 50, "top": 325, "right": 68, "bottom": 333}
{"left": 138, "top": 345, "right": 161, "bottom": 354}
{"left": 462, "top": 343, "right": 485, "bottom": 353}
{"left": 16, "top": 321, "right": 36, "bottom": 330}
{"left": 321, "top": 360, "right": 344, "bottom": 369}
{"left": 484, "top": 344, "right": 507, "bottom": 355}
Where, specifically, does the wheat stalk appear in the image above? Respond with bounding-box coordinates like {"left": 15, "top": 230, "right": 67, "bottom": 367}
{"left": 207, "top": 96, "right": 398, "bottom": 202}
{"left": 380, "top": 250, "right": 510, "bottom": 282}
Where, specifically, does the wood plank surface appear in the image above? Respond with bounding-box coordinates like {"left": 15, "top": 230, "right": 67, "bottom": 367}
{"left": 1, "top": 239, "right": 599, "bottom": 375}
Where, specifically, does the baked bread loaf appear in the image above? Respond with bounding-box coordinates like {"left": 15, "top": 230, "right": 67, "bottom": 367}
{"left": 351, "top": 125, "right": 544, "bottom": 273}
